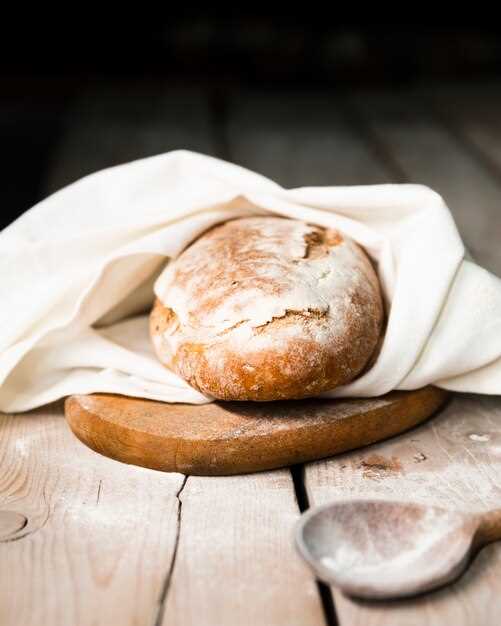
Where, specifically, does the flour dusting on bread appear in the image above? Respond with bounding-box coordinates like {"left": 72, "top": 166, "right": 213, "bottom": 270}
{"left": 151, "top": 216, "right": 383, "bottom": 401}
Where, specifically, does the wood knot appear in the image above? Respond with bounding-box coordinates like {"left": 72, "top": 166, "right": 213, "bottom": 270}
{"left": 0, "top": 510, "right": 28, "bottom": 541}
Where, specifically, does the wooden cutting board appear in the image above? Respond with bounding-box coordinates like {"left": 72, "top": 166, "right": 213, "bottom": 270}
{"left": 64, "top": 387, "right": 448, "bottom": 475}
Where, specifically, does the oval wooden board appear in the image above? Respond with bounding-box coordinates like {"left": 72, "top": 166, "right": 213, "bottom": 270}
{"left": 65, "top": 387, "right": 449, "bottom": 476}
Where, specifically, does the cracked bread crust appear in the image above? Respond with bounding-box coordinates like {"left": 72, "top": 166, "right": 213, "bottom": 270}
{"left": 150, "top": 216, "right": 384, "bottom": 401}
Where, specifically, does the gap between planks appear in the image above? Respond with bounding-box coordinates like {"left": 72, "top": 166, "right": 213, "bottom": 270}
{"left": 291, "top": 466, "right": 339, "bottom": 626}
{"left": 153, "top": 476, "right": 188, "bottom": 626}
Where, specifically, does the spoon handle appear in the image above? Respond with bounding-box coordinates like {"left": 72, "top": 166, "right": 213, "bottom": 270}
{"left": 475, "top": 508, "right": 501, "bottom": 545}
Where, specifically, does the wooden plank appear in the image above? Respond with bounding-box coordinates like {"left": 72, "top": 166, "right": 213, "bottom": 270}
{"left": 161, "top": 472, "right": 324, "bottom": 626}
{"left": 296, "top": 86, "right": 501, "bottom": 625}
{"left": 46, "top": 84, "right": 215, "bottom": 194}
{"left": 426, "top": 83, "right": 501, "bottom": 192}
{"left": 305, "top": 395, "right": 501, "bottom": 626}
{"left": 345, "top": 87, "right": 501, "bottom": 276}
{"left": 0, "top": 403, "right": 184, "bottom": 626}
{"left": 225, "top": 89, "right": 401, "bottom": 625}
{"left": 227, "top": 90, "right": 392, "bottom": 187}
{"left": 3, "top": 85, "right": 209, "bottom": 626}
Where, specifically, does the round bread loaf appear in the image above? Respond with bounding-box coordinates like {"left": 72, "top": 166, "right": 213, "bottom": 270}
{"left": 150, "top": 216, "right": 384, "bottom": 401}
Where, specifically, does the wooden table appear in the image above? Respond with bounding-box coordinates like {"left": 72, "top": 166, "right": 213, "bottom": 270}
{"left": 2, "top": 83, "right": 501, "bottom": 626}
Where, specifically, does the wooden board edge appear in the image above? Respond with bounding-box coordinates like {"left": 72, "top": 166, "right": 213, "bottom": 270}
{"left": 65, "top": 388, "right": 450, "bottom": 476}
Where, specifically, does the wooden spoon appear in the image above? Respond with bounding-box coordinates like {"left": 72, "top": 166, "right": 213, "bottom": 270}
{"left": 295, "top": 499, "right": 501, "bottom": 599}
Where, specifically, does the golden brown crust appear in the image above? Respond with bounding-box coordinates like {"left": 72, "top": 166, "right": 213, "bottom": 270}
{"left": 150, "top": 217, "right": 384, "bottom": 401}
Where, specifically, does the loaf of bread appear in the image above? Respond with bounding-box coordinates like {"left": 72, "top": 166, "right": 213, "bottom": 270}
{"left": 150, "top": 216, "right": 384, "bottom": 401}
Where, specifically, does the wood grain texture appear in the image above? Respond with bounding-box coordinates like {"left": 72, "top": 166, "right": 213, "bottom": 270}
{"left": 9, "top": 84, "right": 501, "bottom": 626}
{"left": 65, "top": 388, "right": 448, "bottom": 475}
{"left": 161, "top": 471, "right": 325, "bottom": 626}
{"left": 227, "top": 90, "right": 392, "bottom": 187}
{"left": 305, "top": 395, "right": 501, "bottom": 625}
{"left": 345, "top": 87, "right": 501, "bottom": 275}
{"left": 427, "top": 83, "right": 501, "bottom": 212}
{"left": 46, "top": 85, "right": 215, "bottom": 195}
{"left": 0, "top": 403, "right": 184, "bottom": 626}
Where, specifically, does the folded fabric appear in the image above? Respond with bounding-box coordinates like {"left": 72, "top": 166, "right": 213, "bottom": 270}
{"left": 1, "top": 150, "right": 500, "bottom": 412}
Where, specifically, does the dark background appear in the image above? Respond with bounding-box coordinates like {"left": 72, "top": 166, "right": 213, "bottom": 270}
{"left": 2, "top": 16, "right": 501, "bottom": 230}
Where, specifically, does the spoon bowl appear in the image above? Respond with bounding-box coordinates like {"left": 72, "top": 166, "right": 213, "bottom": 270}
{"left": 296, "top": 499, "right": 501, "bottom": 599}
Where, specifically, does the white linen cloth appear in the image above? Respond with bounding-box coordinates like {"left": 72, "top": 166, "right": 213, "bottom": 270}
{"left": 1, "top": 150, "right": 500, "bottom": 412}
